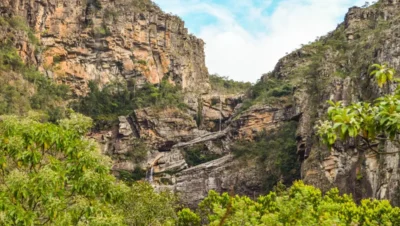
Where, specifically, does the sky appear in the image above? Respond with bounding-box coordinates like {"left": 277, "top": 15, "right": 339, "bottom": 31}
{"left": 153, "top": 0, "right": 366, "bottom": 82}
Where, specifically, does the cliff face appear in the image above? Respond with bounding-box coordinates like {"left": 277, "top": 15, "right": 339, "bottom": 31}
{"left": 0, "top": 0, "right": 210, "bottom": 95}
{"left": 5, "top": 0, "right": 400, "bottom": 208}
{"left": 266, "top": 0, "right": 400, "bottom": 204}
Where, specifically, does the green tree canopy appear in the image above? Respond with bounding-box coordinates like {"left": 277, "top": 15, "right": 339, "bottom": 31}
{"left": 316, "top": 64, "right": 400, "bottom": 154}
{"left": 180, "top": 181, "right": 400, "bottom": 226}
{"left": 0, "top": 112, "right": 177, "bottom": 225}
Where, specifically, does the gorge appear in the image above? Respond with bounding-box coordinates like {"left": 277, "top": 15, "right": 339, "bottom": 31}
{"left": 2, "top": 0, "right": 400, "bottom": 224}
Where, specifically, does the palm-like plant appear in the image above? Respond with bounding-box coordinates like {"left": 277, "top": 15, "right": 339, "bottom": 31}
{"left": 369, "top": 64, "right": 396, "bottom": 88}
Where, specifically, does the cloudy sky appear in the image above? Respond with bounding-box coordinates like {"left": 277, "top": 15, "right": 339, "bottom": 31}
{"left": 153, "top": 0, "right": 366, "bottom": 82}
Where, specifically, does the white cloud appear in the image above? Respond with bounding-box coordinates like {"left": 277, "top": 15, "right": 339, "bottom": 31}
{"left": 154, "top": 0, "right": 366, "bottom": 82}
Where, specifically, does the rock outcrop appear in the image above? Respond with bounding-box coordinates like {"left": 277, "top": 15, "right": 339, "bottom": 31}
{"left": 266, "top": 0, "right": 400, "bottom": 204}
{"left": 5, "top": 0, "right": 400, "bottom": 208}
{"left": 0, "top": 0, "right": 210, "bottom": 95}
{"left": 159, "top": 155, "right": 265, "bottom": 208}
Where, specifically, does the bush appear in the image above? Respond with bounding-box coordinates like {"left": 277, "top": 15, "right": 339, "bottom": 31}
{"left": 209, "top": 74, "right": 252, "bottom": 94}
{"left": 231, "top": 121, "right": 300, "bottom": 190}
{"left": 177, "top": 208, "right": 201, "bottom": 226}
{"left": 127, "top": 139, "right": 149, "bottom": 163}
{"left": 0, "top": 114, "right": 178, "bottom": 225}
{"left": 192, "top": 181, "right": 400, "bottom": 225}
{"left": 0, "top": 43, "right": 69, "bottom": 117}
{"left": 119, "top": 167, "right": 147, "bottom": 185}
{"left": 183, "top": 144, "right": 222, "bottom": 167}
{"left": 93, "top": 24, "right": 111, "bottom": 37}
{"left": 239, "top": 78, "right": 294, "bottom": 113}
{"left": 72, "top": 78, "right": 186, "bottom": 129}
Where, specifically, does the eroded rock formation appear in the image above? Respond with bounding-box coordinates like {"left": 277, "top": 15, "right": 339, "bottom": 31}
{"left": 0, "top": 0, "right": 210, "bottom": 95}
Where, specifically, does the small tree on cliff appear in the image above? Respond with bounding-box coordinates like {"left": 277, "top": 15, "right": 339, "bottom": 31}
{"left": 316, "top": 64, "right": 400, "bottom": 154}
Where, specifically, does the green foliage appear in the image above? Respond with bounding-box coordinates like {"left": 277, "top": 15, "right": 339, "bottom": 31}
{"left": 0, "top": 15, "right": 69, "bottom": 119}
{"left": 134, "top": 79, "right": 186, "bottom": 109}
{"left": 209, "top": 74, "right": 252, "bottom": 94}
{"left": 0, "top": 44, "right": 24, "bottom": 71}
{"left": 369, "top": 63, "right": 395, "bottom": 88}
{"left": 137, "top": 60, "right": 147, "bottom": 65}
{"left": 0, "top": 113, "right": 127, "bottom": 225}
{"left": 177, "top": 208, "right": 201, "bottom": 226}
{"left": 231, "top": 122, "right": 300, "bottom": 189}
{"left": 86, "top": 0, "right": 102, "bottom": 10}
{"left": 118, "top": 182, "right": 177, "bottom": 225}
{"left": 72, "top": 79, "right": 186, "bottom": 130}
{"left": 71, "top": 81, "right": 135, "bottom": 129}
{"left": 0, "top": 72, "right": 31, "bottom": 115}
{"left": 0, "top": 44, "right": 69, "bottom": 118}
{"left": 189, "top": 181, "right": 400, "bottom": 225}
{"left": 183, "top": 144, "right": 222, "bottom": 167}
{"left": 126, "top": 139, "right": 148, "bottom": 163}
{"left": 0, "top": 113, "right": 178, "bottom": 225}
{"left": 93, "top": 24, "right": 111, "bottom": 37}
{"left": 239, "top": 78, "right": 293, "bottom": 112}
{"left": 118, "top": 167, "right": 147, "bottom": 185}
{"left": 316, "top": 65, "right": 400, "bottom": 154}
{"left": 52, "top": 55, "right": 63, "bottom": 64}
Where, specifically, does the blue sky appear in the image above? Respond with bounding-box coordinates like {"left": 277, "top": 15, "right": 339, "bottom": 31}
{"left": 154, "top": 0, "right": 366, "bottom": 82}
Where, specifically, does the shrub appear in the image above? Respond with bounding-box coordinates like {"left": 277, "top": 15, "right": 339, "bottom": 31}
{"left": 239, "top": 78, "right": 294, "bottom": 113}
{"left": 0, "top": 43, "right": 69, "bottom": 117}
{"left": 209, "top": 74, "right": 252, "bottom": 94}
{"left": 183, "top": 144, "right": 222, "bottom": 167}
{"left": 231, "top": 121, "right": 300, "bottom": 190}
{"left": 192, "top": 181, "right": 400, "bottom": 225}
{"left": 72, "top": 78, "right": 186, "bottom": 129}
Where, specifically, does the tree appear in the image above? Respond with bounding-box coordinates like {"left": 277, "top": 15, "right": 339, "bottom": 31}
{"left": 0, "top": 112, "right": 128, "bottom": 225}
{"left": 316, "top": 64, "right": 400, "bottom": 154}
{"left": 369, "top": 64, "right": 395, "bottom": 88}
{"left": 184, "top": 181, "right": 400, "bottom": 225}
{"left": 0, "top": 112, "right": 179, "bottom": 225}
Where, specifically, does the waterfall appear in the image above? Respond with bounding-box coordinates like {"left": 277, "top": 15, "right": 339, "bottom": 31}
{"left": 147, "top": 166, "right": 154, "bottom": 183}
{"left": 219, "top": 97, "right": 222, "bottom": 132}
{"left": 149, "top": 166, "right": 154, "bottom": 182}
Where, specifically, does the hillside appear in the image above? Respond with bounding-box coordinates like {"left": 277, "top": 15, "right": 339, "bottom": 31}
{"left": 2, "top": 0, "right": 400, "bottom": 212}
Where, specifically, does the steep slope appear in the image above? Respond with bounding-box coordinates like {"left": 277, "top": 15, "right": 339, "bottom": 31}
{"left": 5, "top": 0, "right": 400, "bottom": 208}
{"left": 0, "top": 0, "right": 262, "bottom": 206}
{"left": 0, "top": 0, "right": 210, "bottom": 95}
{"left": 259, "top": 0, "right": 400, "bottom": 204}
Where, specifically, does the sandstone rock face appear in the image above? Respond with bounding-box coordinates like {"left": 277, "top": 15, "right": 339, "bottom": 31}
{"left": 200, "top": 94, "right": 242, "bottom": 132}
{"left": 266, "top": 0, "right": 400, "bottom": 204}
{"left": 231, "top": 104, "right": 299, "bottom": 140}
{"left": 166, "top": 155, "right": 264, "bottom": 208}
{"left": 0, "top": 0, "right": 210, "bottom": 94}
{"left": 133, "top": 107, "right": 206, "bottom": 150}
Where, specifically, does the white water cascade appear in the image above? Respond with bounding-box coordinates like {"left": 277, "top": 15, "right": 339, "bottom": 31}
{"left": 219, "top": 97, "right": 222, "bottom": 132}
{"left": 146, "top": 166, "right": 154, "bottom": 183}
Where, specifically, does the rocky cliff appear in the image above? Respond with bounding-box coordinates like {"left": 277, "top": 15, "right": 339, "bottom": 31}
{"left": 0, "top": 0, "right": 210, "bottom": 95}
{"left": 266, "top": 0, "right": 400, "bottom": 205}
{"left": 4, "top": 0, "right": 400, "bottom": 208}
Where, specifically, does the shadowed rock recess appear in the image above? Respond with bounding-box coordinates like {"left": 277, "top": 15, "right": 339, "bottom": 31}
{"left": 3, "top": 0, "right": 400, "bottom": 207}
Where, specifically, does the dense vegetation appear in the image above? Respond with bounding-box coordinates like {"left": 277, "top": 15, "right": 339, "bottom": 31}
{"left": 0, "top": 113, "right": 178, "bottom": 225}
{"left": 0, "top": 17, "right": 69, "bottom": 121}
{"left": 1, "top": 112, "right": 398, "bottom": 225}
{"left": 2, "top": 2, "right": 400, "bottom": 225}
{"left": 231, "top": 122, "right": 300, "bottom": 190}
{"left": 239, "top": 78, "right": 293, "bottom": 113}
{"left": 316, "top": 64, "right": 400, "bottom": 155}
{"left": 71, "top": 78, "right": 186, "bottom": 130}
{"left": 209, "top": 74, "right": 252, "bottom": 95}
{"left": 179, "top": 181, "right": 400, "bottom": 225}
{"left": 183, "top": 143, "right": 223, "bottom": 167}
